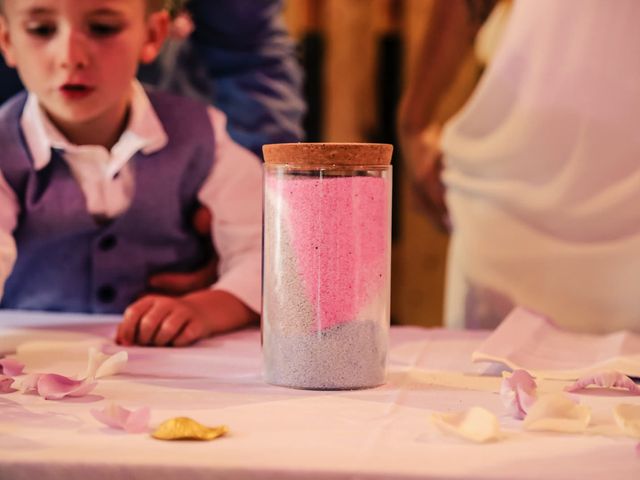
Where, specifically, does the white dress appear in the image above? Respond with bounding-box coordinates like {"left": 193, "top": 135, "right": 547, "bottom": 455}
{"left": 441, "top": 0, "right": 640, "bottom": 333}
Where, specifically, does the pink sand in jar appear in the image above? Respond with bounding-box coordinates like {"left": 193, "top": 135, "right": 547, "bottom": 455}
{"left": 276, "top": 175, "right": 389, "bottom": 331}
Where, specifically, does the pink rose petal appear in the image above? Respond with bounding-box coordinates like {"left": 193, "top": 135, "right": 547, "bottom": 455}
{"left": 91, "top": 403, "right": 150, "bottom": 433}
{"left": 500, "top": 369, "right": 537, "bottom": 419}
{"left": 36, "top": 373, "right": 97, "bottom": 400}
{"left": 0, "top": 358, "right": 25, "bottom": 376}
{"left": 0, "top": 375, "right": 15, "bottom": 393}
{"left": 565, "top": 371, "right": 640, "bottom": 395}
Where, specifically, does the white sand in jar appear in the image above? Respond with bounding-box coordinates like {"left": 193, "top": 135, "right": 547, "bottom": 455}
{"left": 263, "top": 192, "right": 316, "bottom": 334}
{"left": 264, "top": 319, "right": 387, "bottom": 390}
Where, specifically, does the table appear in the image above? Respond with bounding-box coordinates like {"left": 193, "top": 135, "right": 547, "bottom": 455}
{"left": 0, "top": 310, "right": 638, "bottom": 480}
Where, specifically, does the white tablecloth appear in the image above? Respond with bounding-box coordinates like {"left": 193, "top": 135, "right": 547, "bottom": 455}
{"left": 0, "top": 311, "right": 638, "bottom": 480}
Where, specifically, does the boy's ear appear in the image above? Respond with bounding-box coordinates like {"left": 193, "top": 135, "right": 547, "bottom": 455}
{"left": 0, "top": 16, "right": 17, "bottom": 67}
{"left": 139, "top": 10, "right": 170, "bottom": 64}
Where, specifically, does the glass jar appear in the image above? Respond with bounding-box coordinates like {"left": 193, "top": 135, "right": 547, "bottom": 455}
{"left": 262, "top": 143, "right": 393, "bottom": 389}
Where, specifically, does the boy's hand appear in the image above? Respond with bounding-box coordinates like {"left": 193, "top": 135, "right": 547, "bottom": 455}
{"left": 116, "top": 295, "right": 209, "bottom": 347}
{"left": 116, "top": 290, "right": 257, "bottom": 347}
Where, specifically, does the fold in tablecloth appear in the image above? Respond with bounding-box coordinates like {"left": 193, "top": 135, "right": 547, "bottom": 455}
{"left": 472, "top": 307, "right": 640, "bottom": 380}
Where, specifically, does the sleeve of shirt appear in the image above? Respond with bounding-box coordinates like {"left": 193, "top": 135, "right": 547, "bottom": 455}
{"left": 0, "top": 171, "right": 19, "bottom": 300}
{"left": 187, "top": 0, "right": 306, "bottom": 158}
{"left": 197, "top": 107, "right": 263, "bottom": 314}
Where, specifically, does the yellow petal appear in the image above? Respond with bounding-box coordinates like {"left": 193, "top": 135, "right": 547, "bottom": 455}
{"left": 523, "top": 393, "right": 591, "bottom": 433}
{"left": 431, "top": 407, "right": 502, "bottom": 443}
{"left": 613, "top": 404, "right": 640, "bottom": 439}
{"left": 152, "top": 417, "right": 228, "bottom": 441}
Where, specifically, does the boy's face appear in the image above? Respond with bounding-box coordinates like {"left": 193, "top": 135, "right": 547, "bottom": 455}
{"left": 0, "top": 0, "right": 168, "bottom": 135}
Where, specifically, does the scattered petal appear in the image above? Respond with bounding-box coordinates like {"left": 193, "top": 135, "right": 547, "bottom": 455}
{"left": 83, "top": 348, "right": 128, "bottom": 379}
{"left": 613, "top": 404, "right": 640, "bottom": 439}
{"left": 36, "top": 373, "right": 97, "bottom": 400}
{"left": 431, "top": 407, "right": 502, "bottom": 443}
{"left": 565, "top": 371, "right": 640, "bottom": 395}
{"left": 152, "top": 417, "right": 228, "bottom": 441}
{"left": 91, "top": 402, "right": 150, "bottom": 433}
{"left": 0, "top": 375, "right": 15, "bottom": 393}
{"left": 95, "top": 350, "right": 127, "bottom": 378}
{"left": 13, "top": 373, "right": 42, "bottom": 394}
{"left": 0, "top": 358, "right": 25, "bottom": 376}
{"left": 500, "top": 369, "right": 537, "bottom": 419}
{"left": 523, "top": 393, "right": 591, "bottom": 433}
{"left": 83, "top": 348, "right": 109, "bottom": 379}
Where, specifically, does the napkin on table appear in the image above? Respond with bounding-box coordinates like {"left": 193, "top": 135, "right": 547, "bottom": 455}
{"left": 472, "top": 307, "right": 640, "bottom": 380}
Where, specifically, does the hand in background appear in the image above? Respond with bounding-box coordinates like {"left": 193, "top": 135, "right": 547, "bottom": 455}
{"left": 116, "top": 289, "right": 257, "bottom": 347}
{"left": 147, "top": 205, "right": 219, "bottom": 295}
{"left": 402, "top": 123, "right": 450, "bottom": 233}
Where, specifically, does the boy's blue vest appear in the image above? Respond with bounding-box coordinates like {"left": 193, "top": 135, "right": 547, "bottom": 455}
{"left": 0, "top": 90, "right": 215, "bottom": 313}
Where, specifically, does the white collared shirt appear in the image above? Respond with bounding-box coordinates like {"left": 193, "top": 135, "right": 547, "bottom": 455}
{"left": 0, "top": 81, "right": 263, "bottom": 312}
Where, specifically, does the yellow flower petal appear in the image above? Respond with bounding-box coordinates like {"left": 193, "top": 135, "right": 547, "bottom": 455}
{"left": 613, "top": 404, "right": 640, "bottom": 439}
{"left": 152, "top": 417, "right": 228, "bottom": 441}
{"left": 432, "top": 407, "right": 502, "bottom": 443}
{"left": 523, "top": 393, "right": 591, "bottom": 433}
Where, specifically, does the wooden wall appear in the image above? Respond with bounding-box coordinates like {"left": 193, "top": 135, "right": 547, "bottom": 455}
{"left": 283, "top": 0, "right": 479, "bottom": 327}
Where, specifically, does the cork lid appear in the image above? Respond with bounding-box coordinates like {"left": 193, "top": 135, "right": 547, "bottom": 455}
{"left": 263, "top": 143, "right": 393, "bottom": 166}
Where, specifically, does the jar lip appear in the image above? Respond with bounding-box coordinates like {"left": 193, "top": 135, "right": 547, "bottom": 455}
{"left": 265, "top": 164, "right": 391, "bottom": 172}
{"left": 263, "top": 143, "right": 393, "bottom": 166}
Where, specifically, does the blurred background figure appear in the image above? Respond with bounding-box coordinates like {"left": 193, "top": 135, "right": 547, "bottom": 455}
{"left": 399, "top": 0, "right": 640, "bottom": 333}
{"left": 141, "top": 0, "right": 306, "bottom": 158}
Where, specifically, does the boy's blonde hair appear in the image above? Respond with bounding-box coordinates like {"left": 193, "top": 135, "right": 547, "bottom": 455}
{"left": 149, "top": 0, "right": 187, "bottom": 16}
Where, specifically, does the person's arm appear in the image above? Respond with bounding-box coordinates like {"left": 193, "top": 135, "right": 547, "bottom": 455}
{"left": 397, "top": 0, "right": 496, "bottom": 231}
{"left": 187, "top": 0, "right": 305, "bottom": 157}
{"left": 399, "top": 0, "right": 495, "bottom": 131}
{"left": 195, "top": 107, "right": 263, "bottom": 317}
{"left": 117, "top": 107, "right": 262, "bottom": 347}
{"left": 0, "top": 171, "right": 18, "bottom": 300}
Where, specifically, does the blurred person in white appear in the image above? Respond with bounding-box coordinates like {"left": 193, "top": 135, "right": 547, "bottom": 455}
{"left": 399, "top": 0, "right": 640, "bottom": 333}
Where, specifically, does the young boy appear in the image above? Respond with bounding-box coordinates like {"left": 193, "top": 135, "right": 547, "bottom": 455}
{"left": 0, "top": 0, "right": 262, "bottom": 346}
